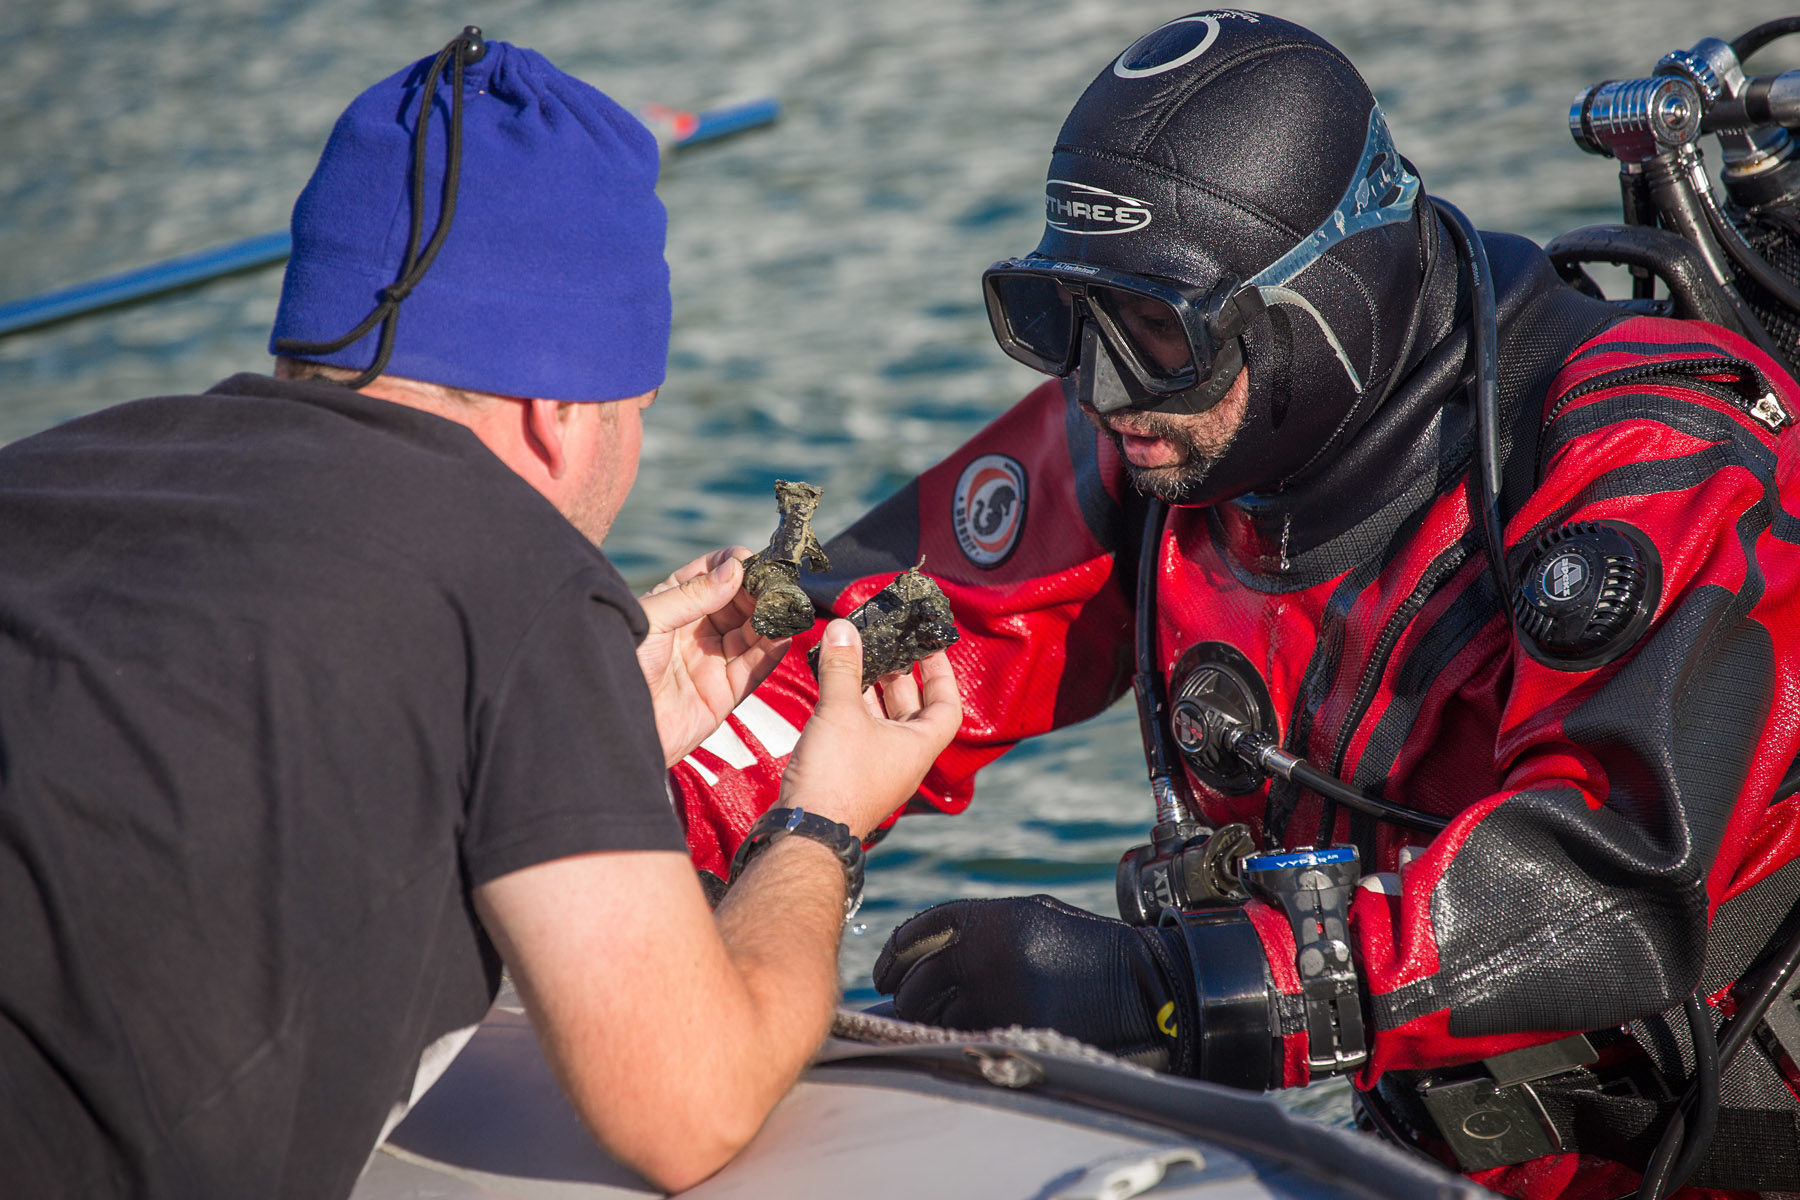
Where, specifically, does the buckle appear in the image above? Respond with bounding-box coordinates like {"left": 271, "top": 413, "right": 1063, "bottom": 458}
{"left": 1414, "top": 1034, "right": 1599, "bottom": 1171}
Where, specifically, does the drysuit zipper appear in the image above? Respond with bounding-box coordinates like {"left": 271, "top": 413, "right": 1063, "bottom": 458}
{"left": 1328, "top": 534, "right": 1481, "bottom": 787}
{"left": 1544, "top": 355, "right": 1791, "bottom": 432}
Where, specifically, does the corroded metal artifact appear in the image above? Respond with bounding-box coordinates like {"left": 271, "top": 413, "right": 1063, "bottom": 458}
{"left": 743, "top": 480, "right": 830, "bottom": 638}
{"left": 810, "top": 559, "right": 960, "bottom": 688}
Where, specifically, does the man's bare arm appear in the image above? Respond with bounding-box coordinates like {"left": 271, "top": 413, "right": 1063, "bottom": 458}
{"left": 475, "top": 841, "right": 842, "bottom": 1191}
{"left": 476, "top": 623, "right": 960, "bottom": 1192}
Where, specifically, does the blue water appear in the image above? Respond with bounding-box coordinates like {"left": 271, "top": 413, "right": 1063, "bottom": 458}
{"left": 5, "top": 0, "right": 1795, "bottom": 1129}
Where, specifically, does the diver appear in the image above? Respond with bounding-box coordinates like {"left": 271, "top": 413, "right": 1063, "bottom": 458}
{"left": 674, "top": 11, "right": 1800, "bottom": 1198}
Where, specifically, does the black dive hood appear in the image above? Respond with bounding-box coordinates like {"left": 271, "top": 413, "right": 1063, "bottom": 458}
{"left": 1038, "top": 12, "right": 1436, "bottom": 506}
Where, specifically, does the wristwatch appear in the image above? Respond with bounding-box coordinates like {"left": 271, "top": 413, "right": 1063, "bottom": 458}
{"left": 727, "top": 807, "right": 866, "bottom": 920}
{"left": 1239, "top": 845, "right": 1369, "bottom": 1076}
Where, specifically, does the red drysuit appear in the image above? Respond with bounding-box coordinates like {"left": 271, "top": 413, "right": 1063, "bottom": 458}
{"left": 671, "top": 314, "right": 1800, "bottom": 1196}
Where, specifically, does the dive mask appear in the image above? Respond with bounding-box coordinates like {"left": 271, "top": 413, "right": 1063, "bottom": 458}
{"left": 983, "top": 104, "right": 1420, "bottom": 416}
{"left": 982, "top": 257, "right": 1263, "bottom": 414}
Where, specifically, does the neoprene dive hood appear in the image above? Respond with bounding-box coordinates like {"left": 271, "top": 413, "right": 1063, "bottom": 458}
{"left": 1036, "top": 11, "right": 1438, "bottom": 505}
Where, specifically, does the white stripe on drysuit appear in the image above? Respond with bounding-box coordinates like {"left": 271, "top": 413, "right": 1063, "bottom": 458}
{"left": 680, "top": 694, "right": 803, "bottom": 784}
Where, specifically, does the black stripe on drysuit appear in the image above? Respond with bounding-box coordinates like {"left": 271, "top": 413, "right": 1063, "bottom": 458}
{"left": 1371, "top": 485, "right": 1778, "bottom": 1035}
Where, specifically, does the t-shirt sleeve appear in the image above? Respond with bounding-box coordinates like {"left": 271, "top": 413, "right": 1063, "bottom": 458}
{"left": 462, "top": 568, "right": 683, "bottom": 887}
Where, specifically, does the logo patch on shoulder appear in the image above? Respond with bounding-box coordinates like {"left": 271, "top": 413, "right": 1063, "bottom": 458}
{"left": 953, "top": 454, "right": 1027, "bottom": 568}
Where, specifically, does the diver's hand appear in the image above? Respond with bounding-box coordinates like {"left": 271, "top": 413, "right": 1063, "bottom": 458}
{"left": 636, "top": 547, "right": 788, "bottom": 767}
{"left": 777, "top": 620, "right": 961, "bottom": 840}
{"left": 872, "top": 895, "right": 1191, "bottom": 1068}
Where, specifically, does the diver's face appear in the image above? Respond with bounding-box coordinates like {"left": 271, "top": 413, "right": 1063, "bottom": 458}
{"left": 1085, "top": 367, "right": 1250, "bottom": 503}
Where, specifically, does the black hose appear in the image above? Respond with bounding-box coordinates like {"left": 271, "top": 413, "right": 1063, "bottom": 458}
{"left": 1229, "top": 729, "right": 1450, "bottom": 834}
{"left": 1733, "top": 17, "right": 1800, "bottom": 63}
{"left": 1632, "top": 912, "right": 1800, "bottom": 1199}
{"left": 1695, "top": 172, "right": 1800, "bottom": 313}
{"left": 1643, "top": 155, "right": 1743, "bottom": 299}
{"left": 1131, "top": 499, "right": 1185, "bottom": 816}
{"left": 1688, "top": 167, "right": 1800, "bottom": 375}
{"left": 1667, "top": 991, "right": 1721, "bottom": 1196}
{"left": 1643, "top": 153, "right": 1796, "bottom": 369}
{"left": 1635, "top": 993, "right": 1720, "bottom": 1199}
{"left": 1715, "top": 920, "right": 1800, "bottom": 1069}
{"left": 1287, "top": 755, "right": 1450, "bottom": 835}
{"left": 1430, "top": 200, "right": 1511, "bottom": 631}
{"left": 1635, "top": 1108, "right": 1684, "bottom": 1199}
{"left": 1543, "top": 224, "right": 1743, "bottom": 330}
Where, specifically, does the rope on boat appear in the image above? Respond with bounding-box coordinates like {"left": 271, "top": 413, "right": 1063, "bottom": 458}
{"left": 829, "top": 1007, "right": 1158, "bottom": 1081}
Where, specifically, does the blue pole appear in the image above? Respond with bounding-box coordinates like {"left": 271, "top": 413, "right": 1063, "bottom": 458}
{"left": 683, "top": 97, "right": 783, "bottom": 146}
{"left": 0, "top": 98, "right": 781, "bottom": 341}
{"left": 0, "top": 231, "right": 293, "bottom": 339}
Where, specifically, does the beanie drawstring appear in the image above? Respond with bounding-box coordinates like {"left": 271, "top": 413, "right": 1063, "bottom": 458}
{"left": 274, "top": 27, "right": 484, "bottom": 388}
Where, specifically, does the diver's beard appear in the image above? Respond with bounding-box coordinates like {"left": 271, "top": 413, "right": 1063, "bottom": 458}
{"left": 1123, "top": 452, "right": 1223, "bottom": 504}
{"left": 1103, "top": 412, "right": 1241, "bottom": 504}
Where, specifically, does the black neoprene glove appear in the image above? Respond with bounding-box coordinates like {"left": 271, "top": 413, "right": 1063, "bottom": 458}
{"left": 872, "top": 895, "right": 1200, "bottom": 1071}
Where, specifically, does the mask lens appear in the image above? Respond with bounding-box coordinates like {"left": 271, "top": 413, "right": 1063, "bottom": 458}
{"left": 1087, "top": 285, "right": 1199, "bottom": 388}
{"left": 985, "top": 273, "right": 1078, "bottom": 374}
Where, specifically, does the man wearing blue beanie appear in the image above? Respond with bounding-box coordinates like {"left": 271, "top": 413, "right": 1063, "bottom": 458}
{"left": 0, "top": 29, "right": 960, "bottom": 1199}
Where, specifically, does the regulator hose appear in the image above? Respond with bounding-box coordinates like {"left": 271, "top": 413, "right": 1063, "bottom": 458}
{"left": 1131, "top": 498, "right": 1193, "bottom": 830}
{"left": 1645, "top": 919, "right": 1800, "bottom": 1197}
{"left": 1733, "top": 17, "right": 1800, "bottom": 63}
{"left": 1635, "top": 993, "right": 1722, "bottom": 1200}
{"left": 1430, "top": 199, "right": 1512, "bottom": 630}
{"left": 1641, "top": 153, "right": 1795, "bottom": 370}
{"left": 1227, "top": 729, "right": 1449, "bottom": 835}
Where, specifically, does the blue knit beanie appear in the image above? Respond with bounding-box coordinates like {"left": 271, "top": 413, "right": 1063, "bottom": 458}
{"left": 269, "top": 41, "right": 669, "bottom": 402}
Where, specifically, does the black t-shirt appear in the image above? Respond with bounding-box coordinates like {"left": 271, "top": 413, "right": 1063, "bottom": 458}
{"left": 0, "top": 374, "right": 683, "bottom": 1199}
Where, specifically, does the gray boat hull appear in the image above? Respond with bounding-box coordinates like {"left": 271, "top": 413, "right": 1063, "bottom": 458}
{"left": 353, "top": 1006, "right": 1479, "bottom": 1199}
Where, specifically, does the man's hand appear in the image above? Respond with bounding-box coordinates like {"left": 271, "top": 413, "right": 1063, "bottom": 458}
{"left": 636, "top": 547, "right": 788, "bottom": 767}
{"left": 777, "top": 619, "right": 962, "bottom": 839}
{"left": 873, "top": 895, "right": 1190, "bottom": 1068}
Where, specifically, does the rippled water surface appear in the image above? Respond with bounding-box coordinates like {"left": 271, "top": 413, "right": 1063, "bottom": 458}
{"left": 6, "top": 0, "right": 1796, "bottom": 1128}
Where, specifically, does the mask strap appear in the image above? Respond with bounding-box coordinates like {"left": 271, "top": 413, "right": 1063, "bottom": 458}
{"left": 1248, "top": 104, "right": 1419, "bottom": 293}
{"left": 1237, "top": 104, "right": 1419, "bottom": 395}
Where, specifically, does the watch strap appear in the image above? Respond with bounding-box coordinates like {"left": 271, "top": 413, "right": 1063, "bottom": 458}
{"left": 1239, "top": 845, "right": 1368, "bottom": 1076}
{"left": 727, "top": 807, "right": 866, "bottom": 920}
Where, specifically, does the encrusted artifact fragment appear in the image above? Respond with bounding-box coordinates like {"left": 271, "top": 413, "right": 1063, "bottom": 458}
{"left": 810, "top": 558, "right": 961, "bottom": 688}
{"left": 743, "top": 480, "right": 830, "bottom": 638}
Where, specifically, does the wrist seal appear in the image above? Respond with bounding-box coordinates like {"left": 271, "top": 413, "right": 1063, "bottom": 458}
{"left": 1158, "top": 906, "right": 1278, "bottom": 1089}
{"left": 728, "top": 807, "right": 866, "bottom": 920}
